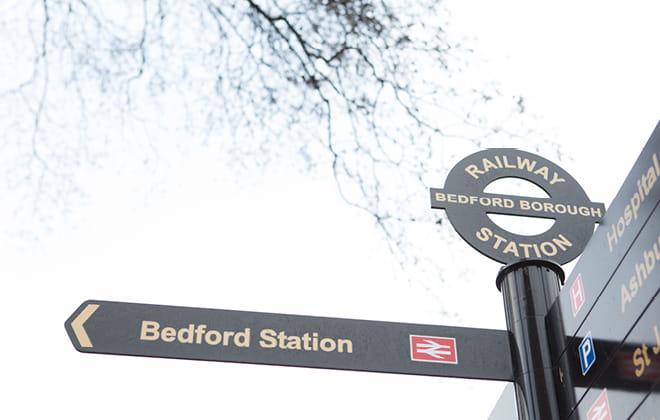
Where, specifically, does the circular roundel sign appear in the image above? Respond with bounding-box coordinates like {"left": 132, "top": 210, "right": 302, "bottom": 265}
{"left": 430, "top": 149, "right": 606, "bottom": 265}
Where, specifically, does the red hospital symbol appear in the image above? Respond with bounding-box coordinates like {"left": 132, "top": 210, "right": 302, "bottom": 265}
{"left": 587, "top": 389, "right": 611, "bottom": 420}
{"left": 410, "top": 335, "right": 458, "bottom": 364}
{"left": 571, "top": 273, "right": 586, "bottom": 317}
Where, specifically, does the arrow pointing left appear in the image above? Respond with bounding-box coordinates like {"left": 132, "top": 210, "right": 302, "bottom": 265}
{"left": 68, "top": 303, "right": 99, "bottom": 348}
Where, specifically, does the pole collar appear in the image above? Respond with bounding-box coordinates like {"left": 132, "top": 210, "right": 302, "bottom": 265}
{"left": 496, "top": 259, "right": 565, "bottom": 291}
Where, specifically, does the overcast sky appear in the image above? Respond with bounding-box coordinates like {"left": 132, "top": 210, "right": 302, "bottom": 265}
{"left": 2, "top": 1, "right": 659, "bottom": 419}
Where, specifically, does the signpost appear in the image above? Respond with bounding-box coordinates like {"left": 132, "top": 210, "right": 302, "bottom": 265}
{"left": 430, "top": 148, "right": 605, "bottom": 420}
{"left": 65, "top": 300, "right": 513, "bottom": 381}
{"left": 65, "top": 122, "right": 660, "bottom": 419}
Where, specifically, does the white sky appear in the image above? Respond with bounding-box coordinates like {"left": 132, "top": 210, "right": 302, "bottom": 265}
{"left": 2, "top": 1, "right": 659, "bottom": 419}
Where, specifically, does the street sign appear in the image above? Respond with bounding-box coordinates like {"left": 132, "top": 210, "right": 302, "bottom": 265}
{"left": 555, "top": 293, "right": 659, "bottom": 419}
{"left": 65, "top": 300, "right": 514, "bottom": 381}
{"left": 549, "top": 209, "right": 659, "bottom": 415}
{"left": 548, "top": 121, "right": 660, "bottom": 419}
{"left": 548, "top": 122, "right": 660, "bottom": 341}
{"left": 430, "top": 148, "right": 605, "bottom": 264}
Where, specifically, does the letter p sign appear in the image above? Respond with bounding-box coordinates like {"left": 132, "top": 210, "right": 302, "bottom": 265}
{"left": 579, "top": 332, "right": 596, "bottom": 375}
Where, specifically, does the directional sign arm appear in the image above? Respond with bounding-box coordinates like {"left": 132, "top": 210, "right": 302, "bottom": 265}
{"left": 65, "top": 300, "right": 514, "bottom": 381}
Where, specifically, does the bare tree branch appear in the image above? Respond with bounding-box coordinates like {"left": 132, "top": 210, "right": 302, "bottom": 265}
{"left": 0, "top": 0, "right": 556, "bottom": 280}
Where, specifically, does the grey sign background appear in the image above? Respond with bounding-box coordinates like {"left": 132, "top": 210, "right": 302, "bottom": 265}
{"left": 65, "top": 300, "right": 514, "bottom": 381}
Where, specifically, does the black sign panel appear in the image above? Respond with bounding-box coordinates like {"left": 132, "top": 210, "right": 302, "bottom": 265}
{"left": 547, "top": 121, "right": 660, "bottom": 419}
{"left": 555, "top": 293, "right": 659, "bottom": 415}
{"left": 430, "top": 149, "right": 604, "bottom": 264}
{"left": 549, "top": 122, "right": 660, "bottom": 340}
{"left": 572, "top": 205, "right": 658, "bottom": 347}
{"left": 65, "top": 300, "right": 513, "bottom": 381}
{"left": 551, "top": 203, "right": 660, "bottom": 375}
{"left": 561, "top": 296, "right": 660, "bottom": 419}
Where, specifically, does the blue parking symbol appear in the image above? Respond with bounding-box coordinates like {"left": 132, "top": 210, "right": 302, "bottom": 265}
{"left": 579, "top": 332, "right": 596, "bottom": 375}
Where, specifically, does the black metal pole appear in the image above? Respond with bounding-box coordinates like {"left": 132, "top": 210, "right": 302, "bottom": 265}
{"left": 496, "top": 259, "right": 564, "bottom": 420}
